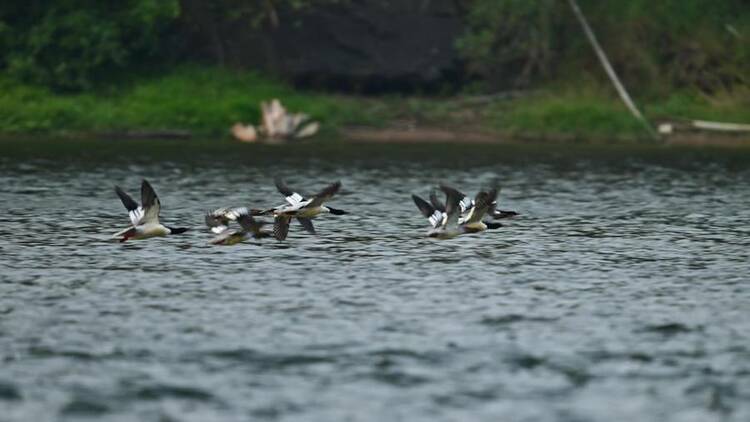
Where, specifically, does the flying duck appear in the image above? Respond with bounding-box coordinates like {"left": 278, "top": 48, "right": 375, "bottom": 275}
{"left": 430, "top": 184, "right": 518, "bottom": 223}
{"left": 205, "top": 206, "right": 264, "bottom": 234}
{"left": 209, "top": 210, "right": 272, "bottom": 245}
{"left": 112, "top": 179, "right": 188, "bottom": 242}
{"left": 415, "top": 184, "right": 503, "bottom": 237}
{"left": 431, "top": 186, "right": 518, "bottom": 221}
{"left": 265, "top": 178, "right": 347, "bottom": 240}
{"left": 412, "top": 185, "right": 463, "bottom": 239}
{"left": 452, "top": 186, "right": 503, "bottom": 233}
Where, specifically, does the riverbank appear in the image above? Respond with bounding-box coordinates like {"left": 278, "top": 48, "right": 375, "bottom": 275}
{"left": 1, "top": 67, "right": 749, "bottom": 144}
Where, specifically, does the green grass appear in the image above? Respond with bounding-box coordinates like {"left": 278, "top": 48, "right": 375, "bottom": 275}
{"left": 486, "top": 92, "right": 647, "bottom": 140}
{"left": 483, "top": 87, "right": 750, "bottom": 141}
{"left": 1, "top": 66, "right": 748, "bottom": 142}
{"left": 0, "top": 66, "right": 377, "bottom": 135}
{"left": 644, "top": 90, "right": 750, "bottom": 123}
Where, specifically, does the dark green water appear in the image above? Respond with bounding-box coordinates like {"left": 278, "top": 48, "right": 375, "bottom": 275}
{"left": 1, "top": 139, "right": 749, "bottom": 421}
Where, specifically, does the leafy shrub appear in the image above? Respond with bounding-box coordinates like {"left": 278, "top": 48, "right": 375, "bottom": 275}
{"left": 457, "top": 0, "right": 750, "bottom": 94}
{"left": 0, "top": 0, "right": 179, "bottom": 91}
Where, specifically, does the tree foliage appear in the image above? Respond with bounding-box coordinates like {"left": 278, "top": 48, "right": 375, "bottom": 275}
{"left": 0, "top": 0, "right": 348, "bottom": 90}
{"left": 2, "top": 0, "right": 748, "bottom": 94}
{"left": 177, "top": 0, "right": 347, "bottom": 67}
{"left": 457, "top": 0, "right": 750, "bottom": 94}
{"left": 0, "top": 0, "right": 179, "bottom": 90}
{"left": 456, "top": 0, "right": 562, "bottom": 90}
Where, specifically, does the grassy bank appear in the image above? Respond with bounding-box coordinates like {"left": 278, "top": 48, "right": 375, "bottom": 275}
{"left": 0, "top": 67, "right": 378, "bottom": 136}
{"left": 1, "top": 66, "right": 748, "bottom": 142}
{"left": 485, "top": 87, "right": 750, "bottom": 140}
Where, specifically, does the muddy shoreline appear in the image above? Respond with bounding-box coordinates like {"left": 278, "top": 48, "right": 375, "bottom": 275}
{"left": 3, "top": 125, "right": 750, "bottom": 147}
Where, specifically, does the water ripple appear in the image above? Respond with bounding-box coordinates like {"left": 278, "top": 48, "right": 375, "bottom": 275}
{"left": 1, "top": 143, "right": 750, "bottom": 421}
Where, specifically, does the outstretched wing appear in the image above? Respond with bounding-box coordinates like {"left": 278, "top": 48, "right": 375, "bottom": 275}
{"left": 275, "top": 177, "right": 305, "bottom": 206}
{"left": 429, "top": 190, "right": 445, "bottom": 212}
{"left": 412, "top": 194, "right": 445, "bottom": 229}
{"left": 140, "top": 179, "right": 161, "bottom": 224}
{"left": 205, "top": 207, "right": 255, "bottom": 234}
{"left": 224, "top": 207, "right": 249, "bottom": 221}
{"left": 446, "top": 186, "right": 474, "bottom": 214}
{"left": 273, "top": 215, "right": 291, "bottom": 240}
{"left": 115, "top": 185, "right": 144, "bottom": 226}
{"left": 236, "top": 213, "right": 264, "bottom": 235}
{"left": 306, "top": 181, "right": 341, "bottom": 208}
{"left": 439, "top": 183, "right": 472, "bottom": 213}
{"left": 297, "top": 217, "right": 316, "bottom": 235}
{"left": 464, "top": 188, "right": 498, "bottom": 225}
{"left": 205, "top": 207, "right": 231, "bottom": 234}
{"left": 440, "top": 184, "right": 465, "bottom": 228}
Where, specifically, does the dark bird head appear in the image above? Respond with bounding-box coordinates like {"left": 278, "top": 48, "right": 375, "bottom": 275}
{"left": 327, "top": 207, "right": 348, "bottom": 215}
{"left": 168, "top": 227, "right": 189, "bottom": 235}
{"left": 485, "top": 222, "right": 503, "bottom": 230}
{"left": 494, "top": 210, "right": 519, "bottom": 219}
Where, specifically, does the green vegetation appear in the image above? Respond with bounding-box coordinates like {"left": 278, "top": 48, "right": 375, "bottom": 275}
{"left": 2, "top": 66, "right": 749, "bottom": 140}
{"left": 0, "top": 67, "right": 378, "bottom": 135}
{"left": 1, "top": 0, "right": 180, "bottom": 90}
{"left": 489, "top": 94, "right": 646, "bottom": 139}
{"left": 452, "top": 0, "right": 750, "bottom": 140}
{"left": 0, "top": 0, "right": 347, "bottom": 90}
{"left": 485, "top": 88, "right": 750, "bottom": 140}
{"left": 458, "top": 0, "right": 749, "bottom": 94}
{"left": 1, "top": 0, "right": 749, "bottom": 141}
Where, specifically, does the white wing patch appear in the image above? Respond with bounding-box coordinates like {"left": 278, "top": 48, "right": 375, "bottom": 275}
{"left": 285, "top": 193, "right": 305, "bottom": 206}
{"left": 428, "top": 210, "right": 445, "bottom": 228}
{"left": 457, "top": 197, "right": 476, "bottom": 225}
{"left": 224, "top": 207, "right": 248, "bottom": 221}
{"left": 211, "top": 225, "right": 229, "bottom": 234}
{"left": 275, "top": 198, "right": 311, "bottom": 214}
{"left": 128, "top": 207, "right": 144, "bottom": 226}
{"left": 459, "top": 197, "right": 474, "bottom": 213}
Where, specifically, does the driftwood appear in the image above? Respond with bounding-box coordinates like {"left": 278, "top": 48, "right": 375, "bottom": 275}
{"left": 691, "top": 120, "right": 750, "bottom": 132}
{"left": 232, "top": 99, "right": 319, "bottom": 143}
{"left": 659, "top": 119, "right": 750, "bottom": 135}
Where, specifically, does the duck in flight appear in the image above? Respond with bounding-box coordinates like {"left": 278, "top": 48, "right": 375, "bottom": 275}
{"left": 205, "top": 206, "right": 264, "bottom": 234}
{"left": 430, "top": 185, "right": 518, "bottom": 221}
{"left": 444, "top": 184, "right": 504, "bottom": 234}
{"left": 412, "top": 185, "right": 463, "bottom": 238}
{"left": 112, "top": 179, "right": 189, "bottom": 242}
{"left": 208, "top": 209, "right": 272, "bottom": 245}
{"left": 265, "top": 178, "right": 347, "bottom": 240}
{"left": 414, "top": 184, "right": 503, "bottom": 238}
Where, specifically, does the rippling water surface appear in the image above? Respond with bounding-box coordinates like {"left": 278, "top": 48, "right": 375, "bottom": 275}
{"left": 1, "top": 139, "right": 749, "bottom": 421}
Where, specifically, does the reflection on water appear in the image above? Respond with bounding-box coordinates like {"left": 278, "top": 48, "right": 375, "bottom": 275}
{"left": 1, "top": 139, "right": 750, "bottom": 421}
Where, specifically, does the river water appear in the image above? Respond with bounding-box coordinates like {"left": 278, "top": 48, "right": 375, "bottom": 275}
{"left": 1, "top": 139, "right": 749, "bottom": 421}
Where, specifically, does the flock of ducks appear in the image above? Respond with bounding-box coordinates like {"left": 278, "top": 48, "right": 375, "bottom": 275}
{"left": 412, "top": 184, "right": 517, "bottom": 239}
{"left": 111, "top": 179, "right": 518, "bottom": 243}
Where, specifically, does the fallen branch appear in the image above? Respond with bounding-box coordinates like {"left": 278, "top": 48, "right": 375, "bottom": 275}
{"left": 691, "top": 120, "right": 750, "bottom": 132}
{"left": 658, "top": 119, "right": 750, "bottom": 135}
